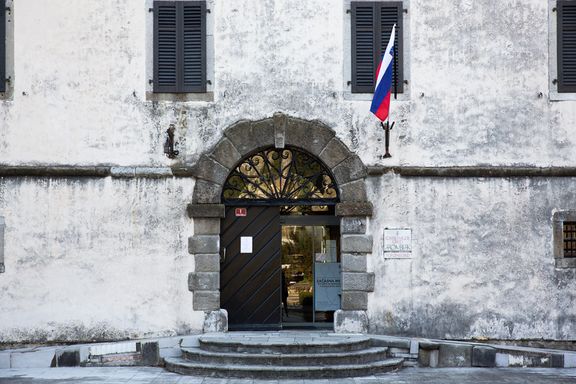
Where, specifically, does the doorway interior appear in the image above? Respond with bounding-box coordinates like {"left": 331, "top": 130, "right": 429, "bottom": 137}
{"left": 280, "top": 213, "right": 340, "bottom": 328}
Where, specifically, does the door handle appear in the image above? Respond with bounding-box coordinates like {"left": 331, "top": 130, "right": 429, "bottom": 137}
{"left": 221, "top": 247, "right": 226, "bottom": 264}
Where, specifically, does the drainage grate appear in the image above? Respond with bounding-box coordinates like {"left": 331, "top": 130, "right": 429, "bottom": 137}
{"left": 564, "top": 222, "right": 576, "bottom": 258}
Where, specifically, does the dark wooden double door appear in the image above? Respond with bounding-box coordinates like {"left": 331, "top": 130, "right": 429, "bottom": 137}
{"left": 220, "top": 206, "right": 282, "bottom": 330}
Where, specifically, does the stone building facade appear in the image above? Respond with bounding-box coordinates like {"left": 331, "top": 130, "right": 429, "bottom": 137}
{"left": 0, "top": 0, "right": 575, "bottom": 343}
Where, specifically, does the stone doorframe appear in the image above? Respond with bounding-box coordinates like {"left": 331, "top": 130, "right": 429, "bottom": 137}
{"left": 186, "top": 113, "right": 375, "bottom": 333}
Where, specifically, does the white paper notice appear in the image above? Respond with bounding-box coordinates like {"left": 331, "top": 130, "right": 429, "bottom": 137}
{"left": 240, "top": 236, "right": 253, "bottom": 253}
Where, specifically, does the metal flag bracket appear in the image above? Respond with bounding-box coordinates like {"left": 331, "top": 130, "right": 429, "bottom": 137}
{"left": 381, "top": 120, "right": 395, "bottom": 158}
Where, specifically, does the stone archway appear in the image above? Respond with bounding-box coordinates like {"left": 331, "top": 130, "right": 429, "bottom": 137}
{"left": 186, "top": 113, "right": 374, "bottom": 333}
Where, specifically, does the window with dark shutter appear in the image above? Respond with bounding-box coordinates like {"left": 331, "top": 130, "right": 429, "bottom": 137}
{"left": 351, "top": 1, "right": 403, "bottom": 94}
{"left": 154, "top": 1, "right": 206, "bottom": 93}
{"left": 0, "top": 1, "right": 6, "bottom": 93}
{"left": 558, "top": 0, "right": 576, "bottom": 93}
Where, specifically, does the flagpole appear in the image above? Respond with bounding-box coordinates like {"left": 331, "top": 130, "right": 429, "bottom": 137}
{"left": 393, "top": 29, "right": 398, "bottom": 100}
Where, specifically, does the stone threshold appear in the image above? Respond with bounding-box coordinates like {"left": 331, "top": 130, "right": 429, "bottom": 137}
{"left": 1, "top": 333, "right": 576, "bottom": 369}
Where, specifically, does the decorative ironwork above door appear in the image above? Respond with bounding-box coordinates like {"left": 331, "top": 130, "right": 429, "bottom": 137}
{"left": 222, "top": 147, "right": 339, "bottom": 206}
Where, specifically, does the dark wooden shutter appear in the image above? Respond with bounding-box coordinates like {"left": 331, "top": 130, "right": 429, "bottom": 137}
{"left": 558, "top": 0, "right": 576, "bottom": 93}
{"left": 351, "top": 1, "right": 403, "bottom": 94}
{"left": 182, "top": 2, "right": 206, "bottom": 92}
{"left": 153, "top": 1, "right": 206, "bottom": 93}
{"left": 0, "top": 1, "right": 5, "bottom": 93}
{"left": 380, "top": 3, "right": 403, "bottom": 93}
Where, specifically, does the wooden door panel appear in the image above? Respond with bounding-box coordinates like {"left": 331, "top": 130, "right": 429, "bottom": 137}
{"left": 220, "top": 206, "right": 281, "bottom": 329}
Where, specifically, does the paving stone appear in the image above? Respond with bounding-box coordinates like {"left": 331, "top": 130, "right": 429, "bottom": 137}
{"left": 341, "top": 254, "right": 367, "bottom": 272}
{"left": 194, "top": 218, "right": 220, "bottom": 235}
{"left": 210, "top": 138, "right": 242, "bottom": 170}
{"left": 438, "top": 344, "right": 472, "bottom": 367}
{"left": 472, "top": 346, "right": 496, "bottom": 367}
{"left": 188, "top": 272, "right": 219, "bottom": 291}
{"left": 189, "top": 235, "right": 220, "bottom": 254}
{"left": 195, "top": 254, "right": 220, "bottom": 272}
{"left": 3, "top": 367, "right": 576, "bottom": 383}
{"left": 341, "top": 218, "right": 367, "bottom": 234}
{"left": 342, "top": 235, "right": 373, "bottom": 253}
{"left": 319, "top": 138, "right": 352, "bottom": 169}
{"left": 192, "top": 180, "right": 223, "bottom": 204}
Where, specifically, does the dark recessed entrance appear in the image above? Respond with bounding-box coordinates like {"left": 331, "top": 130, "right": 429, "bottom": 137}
{"left": 220, "top": 146, "right": 341, "bottom": 330}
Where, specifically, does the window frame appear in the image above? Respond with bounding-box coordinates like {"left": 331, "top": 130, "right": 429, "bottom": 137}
{"left": 553, "top": 211, "right": 576, "bottom": 268}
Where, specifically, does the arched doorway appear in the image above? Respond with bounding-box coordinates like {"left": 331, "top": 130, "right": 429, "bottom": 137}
{"left": 187, "top": 113, "right": 375, "bottom": 333}
{"left": 220, "top": 146, "right": 340, "bottom": 330}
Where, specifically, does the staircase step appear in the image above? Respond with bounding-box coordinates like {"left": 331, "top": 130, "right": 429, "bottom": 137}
{"left": 164, "top": 357, "right": 404, "bottom": 379}
{"left": 181, "top": 346, "right": 389, "bottom": 366}
{"left": 198, "top": 334, "right": 372, "bottom": 354}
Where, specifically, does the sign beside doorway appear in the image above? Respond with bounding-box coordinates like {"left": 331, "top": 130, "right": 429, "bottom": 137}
{"left": 235, "top": 207, "right": 247, "bottom": 217}
{"left": 314, "top": 263, "right": 341, "bottom": 311}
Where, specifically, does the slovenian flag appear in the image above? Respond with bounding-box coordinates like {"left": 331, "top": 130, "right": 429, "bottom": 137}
{"left": 370, "top": 24, "right": 396, "bottom": 122}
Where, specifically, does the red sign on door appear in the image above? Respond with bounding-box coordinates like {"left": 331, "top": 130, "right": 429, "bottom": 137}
{"left": 235, "top": 208, "right": 247, "bottom": 217}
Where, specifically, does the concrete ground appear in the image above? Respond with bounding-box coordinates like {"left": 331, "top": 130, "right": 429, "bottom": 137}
{"left": 0, "top": 367, "right": 576, "bottom": 384}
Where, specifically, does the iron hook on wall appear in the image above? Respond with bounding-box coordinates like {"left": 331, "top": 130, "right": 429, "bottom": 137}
{"left": 164, "top": 124, "right": 179, "bottom": 159}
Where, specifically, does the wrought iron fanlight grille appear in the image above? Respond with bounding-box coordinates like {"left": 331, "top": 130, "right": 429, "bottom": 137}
{"left": 222, "top": 147, "right": 338, "bottom": 206}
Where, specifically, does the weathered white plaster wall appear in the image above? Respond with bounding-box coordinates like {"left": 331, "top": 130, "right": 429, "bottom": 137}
{"left": 1, "top": 0, "right": 572, "bottom": 167}
{"left": 367, "top": 175, "right": 576, "bottom": 339}
{"left": 0, "top": 0, "right": 575, "bottom": 341}
{"left": 0, "top": 178, "right": 202, "bottom": 342}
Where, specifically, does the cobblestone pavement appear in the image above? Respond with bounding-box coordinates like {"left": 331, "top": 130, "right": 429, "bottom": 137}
{"left": 0, "top": 367, "right": 576, "bottom": 383}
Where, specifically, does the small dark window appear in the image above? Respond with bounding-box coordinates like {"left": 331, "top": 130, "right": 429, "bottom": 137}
{"left": 557, "top": 0, "right": 576, "bottom": 93}
{"left": 553, "top": 211, "right": 576, "bottom": 268}
{"left": 153, "top": 1, "right": 206, "bottom": 93}
{"left": 564, "top": 222, "right": 576, "bottom": 257}
{"left": 0, "top": 1, "right": 6, "bottom": 93}
{"left": 351, "top": 1, "right": 403, "bottom": 94}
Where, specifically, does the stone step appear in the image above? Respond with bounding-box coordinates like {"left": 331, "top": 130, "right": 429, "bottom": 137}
{"left": 198, "top": 334, "right": 372, "bottom": 354}
{"left": 164, "top": 357, "right": 404, "bottom": 379}
{"left": 181, "top": 346, "right": 390, "bottom": 366}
